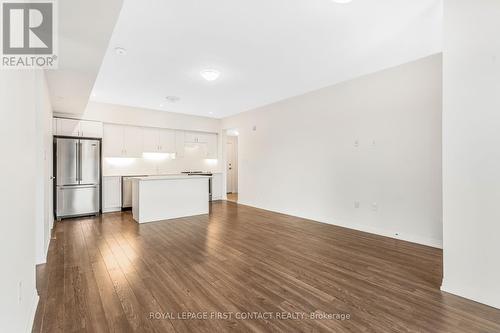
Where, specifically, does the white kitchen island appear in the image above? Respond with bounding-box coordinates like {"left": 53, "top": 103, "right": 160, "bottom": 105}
{"left": 132, "top": 175, "right": 209, "bottom": 223}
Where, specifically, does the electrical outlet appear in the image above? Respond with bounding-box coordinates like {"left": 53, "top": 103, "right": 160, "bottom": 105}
{"left": 252, "top": 125, "right": 257, "bottom": 131}
{"left": 371, "top": 202, "right": 378, "bottom": 211}
{"left": 354, "top": 140, "right": 359, "bottom": 147}
{"left": 354, "top": 201, "right": 360, "bottom": 209}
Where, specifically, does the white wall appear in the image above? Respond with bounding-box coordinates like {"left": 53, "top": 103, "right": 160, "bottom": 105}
{"left": 56, "top": 102, "right": 223, "bottom": 175}
{"left": 70, "top": 101, "right": 221, "bottom": 133}
{"left": 35, "top": 73, "right": 54, "bottom": 264}
{"left": 223, "top": 54, "right": 443, "bottom": 248}
{"left": 442, "top": 0, "right": 500, "bottom": 309}
{"left": 0, "top": 70, "right": 50, "bottom": 331}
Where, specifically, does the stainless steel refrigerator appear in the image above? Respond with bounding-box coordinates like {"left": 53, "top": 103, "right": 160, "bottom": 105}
{"left": 55, "top": 137, "right": 100, "bottom": 220}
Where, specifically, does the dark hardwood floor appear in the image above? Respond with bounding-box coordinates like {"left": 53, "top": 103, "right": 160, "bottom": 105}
{"left": 33, "top": 201, "right": 500, "bottom": 332}
{"left": 227, "top": 193, "right": 238, "bottom": 203}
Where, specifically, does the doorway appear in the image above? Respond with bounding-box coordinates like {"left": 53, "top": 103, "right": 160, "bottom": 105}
{"left": 226, "top": 134, "right": 238, "bottom": 202}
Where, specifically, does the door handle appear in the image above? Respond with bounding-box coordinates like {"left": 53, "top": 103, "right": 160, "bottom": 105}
{"left": 78, "top": 142, "right": 83, "bottom": 182}
{"left": 76, "top": 142, "right": 79, "bottom": 182}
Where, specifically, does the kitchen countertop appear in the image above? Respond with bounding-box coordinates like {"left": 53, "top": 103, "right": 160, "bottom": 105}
{"left": 132, "top": 175, "right": 211, "bottom": 181}
{"left": 103, "top": 172, "right": 223, "bottom": 177}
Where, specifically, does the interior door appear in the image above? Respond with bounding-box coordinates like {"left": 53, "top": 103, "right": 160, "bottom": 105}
{"left": 79, "top": 139, "right": 100, "bottom": 185}
{"left": 56, "top": 138, "right": 79, "bottom": 186}
{"left": 226, "top": 141, "right": 234, "bottom": 193}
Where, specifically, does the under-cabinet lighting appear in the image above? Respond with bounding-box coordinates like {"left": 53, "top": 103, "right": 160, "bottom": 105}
{"left": 105, "top": 157, "right": 135, "bottom": 167}
{"left": 204, "top": 159, "right": 218, "bottom": 166}
{"left": 142, "top": 152, "right": 175, "bottom": 160}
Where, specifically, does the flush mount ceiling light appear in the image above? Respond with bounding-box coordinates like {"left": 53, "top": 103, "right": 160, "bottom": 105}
{"left": 200, "top": 69, "right": 221, "bottom": 81}
{"left": 165, "top": 96, "right": 180, "bottom": 103}
{"left": 114, "top": 47, "right": 127, "bottom": 55}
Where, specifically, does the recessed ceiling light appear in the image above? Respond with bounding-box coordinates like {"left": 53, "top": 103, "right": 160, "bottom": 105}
{"left": 209, "top": 112, "right": 214, "bottom": 115}
{"left": 114, "top": 47, "right": 127, "bottom": 55}
{"left": 165, "top": 96, "right": 180, "bottom": 103}
{"left": 200, "top": 69, "right": 220, "bottom": 81}
{"left": 332, "top": 0, "right": 352, "bottom": 3}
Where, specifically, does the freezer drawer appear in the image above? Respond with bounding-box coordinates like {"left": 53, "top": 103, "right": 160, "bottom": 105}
{"left": 56, "top": 185, "right": 99, "bottom": 218}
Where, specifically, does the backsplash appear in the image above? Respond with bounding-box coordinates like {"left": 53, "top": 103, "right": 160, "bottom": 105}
{"left": 103, "top": 144, "right": 219, "bottom": 176}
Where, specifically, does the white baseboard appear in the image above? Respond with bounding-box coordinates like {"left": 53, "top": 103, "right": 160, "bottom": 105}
{"left": 238, "top": 200, "right": 443, "bottom": 249}
{"left": 441, "top": 283, "right": 500, "bottom": 310}
{"left": 25, "top": 290, "right": 40, "bottom": 333}
{"left": 102, "top": 207, "right": 122, "bottom": 213}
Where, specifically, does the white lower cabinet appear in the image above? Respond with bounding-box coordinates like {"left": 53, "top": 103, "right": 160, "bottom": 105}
{"left": 211, "top": 173, "right": 223, "bottom": 200}
{"left": 103, "top": 176, "right": 122, "bottom": 212}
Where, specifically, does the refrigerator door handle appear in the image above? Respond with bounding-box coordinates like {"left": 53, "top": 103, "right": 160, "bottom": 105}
{"left": 60, "top": 185, "right": 97, "bottom": 189}
{"left": 78, "top": 141, "right": 82, "bottom": 182}
{"left": 75, "top": 141, "right": 79, "bottom": 183}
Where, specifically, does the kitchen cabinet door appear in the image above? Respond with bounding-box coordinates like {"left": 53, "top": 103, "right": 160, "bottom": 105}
{"left": 175, "top": 131, "right": 185, "bottom": 158}
{"left": 159, "top": 129, "right": 175, "bottom": 153}
{"left": 103, "top": 124, "right": 124, "bottom": 157}
{"left": 123, "top": 126, "right": 143, "bottom": 157}
{"left": 143, "top": 127, "right": 160, "bottom": 153}
{"left": 56, "top": 118, "right": 80, "bottom": 137}
{"left": 206, "top": 134, "right": 218, "bottom": 159}
{"left": 184, "top": 131, "right": 208, "bottom": 143}
{"left": 211, "top": 173, "right": 223, "bottom": 200}
{"left": 102, "top": 176, "right": 122, "bottom": 212}
{"left": 184, "top": 131, "right": 198, "bottom": 143}
{"left": 79, "top": 120, "right": 103, "bottom": 138}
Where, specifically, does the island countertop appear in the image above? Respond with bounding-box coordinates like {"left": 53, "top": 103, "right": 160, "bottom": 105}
{"left": 132, "top": 175, "right": 210, "bottom": 181}
{"left": 132, "top": 175, "right": 209, "bottom": 223}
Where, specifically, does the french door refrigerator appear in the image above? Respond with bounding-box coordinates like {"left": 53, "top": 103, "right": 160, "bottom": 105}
{"left": 55, "top": 137, "right": 100, "bottom": 220}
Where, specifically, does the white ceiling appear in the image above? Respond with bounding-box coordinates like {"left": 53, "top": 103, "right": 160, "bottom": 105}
{"left": 46, "top": 0, "right": 123, "bottom": 114}
{"left": 91, "top": 0, "right": 442, "bottom": 119}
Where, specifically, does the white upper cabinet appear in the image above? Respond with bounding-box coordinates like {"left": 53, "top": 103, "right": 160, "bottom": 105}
{"left": 143, "top": 128, "right": 176, "bottom": 153}
{"left": 185, "top": 131, "right": 208, "bottom": 143}
{"left": 143, "top": 127, "right": 160, "bottom": 153}
{"left": 55, "top": 118, "right": 80, "bottom": 137}
{"left": 79, "top": 120, "right": 103, "bottom": 138}
{"left": 206, "top": 134, "right": 218, "bottom": 159}
{"left": 175, "top": 131, "right": 185, "bottom": 158}
{"left": 103, "top": 124, "right": 143, "bottom": 158}
{"left": 102, "top": 124, "right": 217, "bottom": 160}
{"left": 103, "top": 124, "right": 124, "bottom": 157}
{"left": 122, "top": 126, "right": 143, "bottom": 157}
{"left": 54, "top": 118, "right": 103, "bottom": 138}
{"left": 184, "top": 131, "right": 217, "bottom": 158}
{"left": 159, "top": 129, "right": 175, "bottom": 153}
